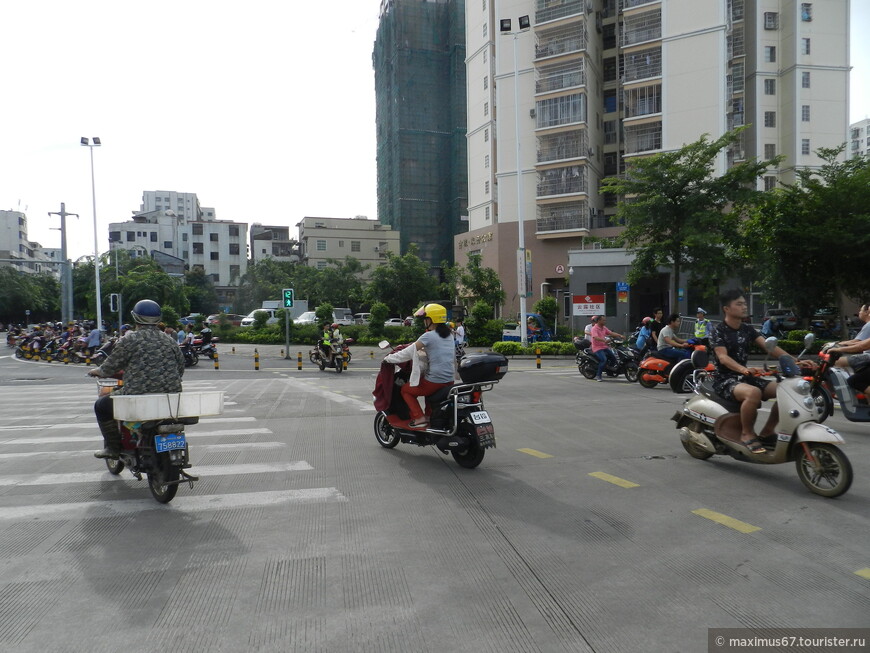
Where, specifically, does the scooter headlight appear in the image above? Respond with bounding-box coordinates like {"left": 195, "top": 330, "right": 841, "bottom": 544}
{"left": 795, "top": 380, "right": 811, "bottom": 395}
{"left": 802, "top": 396, "right": 815, "bottom": 409}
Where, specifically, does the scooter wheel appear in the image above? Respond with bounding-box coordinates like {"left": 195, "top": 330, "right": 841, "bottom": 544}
{"left": 638, "top": 375, "right": 659, "bottom": 388}
{"left": 669, "top": 366, "right": 695, "bottom": 394}
{"left": 680, "top": 438, "right": 713, "bottom": 460}
{"left": 624, "top": 363, "right": 639, "bottom": 383}
{"left": 451, "top": 423, "right": 485, "bottom": 469}
{"left": 374, "top": 413, "right": 400, "bottom": 448}
{"left": 579, "top": 361, "right": 597, "bottom": 379}
{"left": 335, "top": 358, "right": 343, "bottom": 373}
{"left": 794, "top": 442, "right": 852, "bottom": 498}
{"left": 148, "top": 464, "right": 180, "bottom": 503}
{"left": 811, "top": 386, "right": 833, "bottom": 423}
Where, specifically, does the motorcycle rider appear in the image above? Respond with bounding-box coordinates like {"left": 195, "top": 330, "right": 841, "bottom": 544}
{"left": 827, "top": 333, "right": 870, "bottom": 398}
{"left": 635, "top": 317, "right": 653, "bottom": 355}
{"left": 649, "top": 308, "right": 664, "bottom": 350}
{"left": 590, "top": 315, "right": 625, "bottom": 382}
{"left": 88, "top": 300, "right": 185, "bottom": 459}
{"left": 657, "top": 313, "right": 693, "bottom": 361}
{"left": 710, "top": 289, "right": 803, "bottom": 454}
{"left": 384, "top": 303, "right": 455, "bottom": 429}
{"left": 319, "top": 323, "right": 334, "bottom": 365}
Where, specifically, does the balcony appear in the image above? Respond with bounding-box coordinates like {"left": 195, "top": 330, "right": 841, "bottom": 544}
{"left": 621, "top": 9, "right": 661, "bottom": 47}
{"left": 537, "top": 130, "right": 589, "bottom": 163}
{"left": 537, "top": 165, "right": 588, "bottom": 197}
{"left": 536, "top": 0, "right": 585, "bottom": 24}
{"left": 536, "top": 92, "right": 587, "bottom": 129}
{"left": 536, "top": 200, "right": 590, "bottom": 234}
{"left": 535, "top": 22, "right": 587, "bottom": 60}
{"left": 621, "top": 0, "right": 661, "bottom": 9}
{"left": 624, "top": 121, "right": 662, "bottom": 154}
{"left": 536, "top": 60, "right": 585, "bottom": 94}
{"left": 623, "top": 46, "right": 661, "bottom": 82}
{"left": 623, "top": 84, "right": 661, "bottom": 119}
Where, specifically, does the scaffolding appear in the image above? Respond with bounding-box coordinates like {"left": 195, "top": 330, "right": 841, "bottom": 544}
{"left": 373, "top": 0, "right": 467, "bottom": 270}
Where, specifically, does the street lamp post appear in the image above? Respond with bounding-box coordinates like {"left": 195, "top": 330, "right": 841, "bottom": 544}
{"left": 48, "top": 202, "right": 78, "bottom": 325}
{"left": 81, "top": 137, "right": 103, "bottom": 332}
{"left": 500, "top": 15, "right": 531, "bottom": 346}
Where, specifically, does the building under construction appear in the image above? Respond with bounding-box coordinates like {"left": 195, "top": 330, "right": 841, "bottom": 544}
{"left": 373, "top": 0, "right": 468, "bottom": 272}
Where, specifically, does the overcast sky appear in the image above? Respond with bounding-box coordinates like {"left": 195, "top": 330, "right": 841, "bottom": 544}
{"left": 1, "top": 1, "right": 868, "bottom": 261}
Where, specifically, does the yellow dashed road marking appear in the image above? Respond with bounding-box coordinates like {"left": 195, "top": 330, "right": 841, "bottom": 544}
{"left": 589, "top": 471, "right": 639, "bottom": 488}
{"left": 517, "top": 448, "right": 553, "bottom": 459}
{"left": 855, "top": 568, "right": 870, "bottom": 580}
{"left": 692, "top": 508, "right": 761, "bottom": 534}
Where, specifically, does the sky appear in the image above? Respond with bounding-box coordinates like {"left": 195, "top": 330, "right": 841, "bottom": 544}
{"left": 1, "top": 1, "right": 868, "bottom": 262}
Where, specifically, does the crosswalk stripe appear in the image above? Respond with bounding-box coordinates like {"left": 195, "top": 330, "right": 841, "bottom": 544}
{"left": 0, "top": 461, "right": 314, "bottom": 487}
{"left": 0, "top": 416, "right": 256, "bottom": 431}
{"left": 0, "top": 487, "right": 347, "bottom": 521}
{"left": 0, "top": 428, "right": 273, "bottom": 446}
{"left": 0, "top": 441, "right": 287, "bottom": 460}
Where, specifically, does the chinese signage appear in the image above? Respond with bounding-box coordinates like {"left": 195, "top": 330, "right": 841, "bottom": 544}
{"left": 616, "top": 281, "right": 629, "bottom": 304}
{"left": 457, "top": 232, "right": 494, "bottom": 249}
{"left": 572, "top": 294, "right": 605, "bottom": 316}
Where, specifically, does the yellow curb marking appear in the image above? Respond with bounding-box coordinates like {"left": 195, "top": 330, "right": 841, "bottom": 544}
{"left": 589, "top": 471, "right": 639, "bottom": 488}
{"left": 855, "top": 568, "right": 870, "bottom": 580}
{"left": 517, "top": 448, "right": 553, "bottom": 459}
{"left": 692, "top": 508, "right": 761, "bottom": 534}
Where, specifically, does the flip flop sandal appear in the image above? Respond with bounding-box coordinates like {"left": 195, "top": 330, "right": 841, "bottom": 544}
{"left": 741, "top": 438, "right": 767, "bottom": 454}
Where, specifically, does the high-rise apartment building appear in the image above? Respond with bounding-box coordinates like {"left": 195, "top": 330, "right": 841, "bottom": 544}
{"left": 459, "top": 0, "right": 849, "bottom": 319}
{"left": 849, "top": 118, "right": 870, "bottom": 159}
{"left": 373, "top": 0, "right": 469, "bottom": 271}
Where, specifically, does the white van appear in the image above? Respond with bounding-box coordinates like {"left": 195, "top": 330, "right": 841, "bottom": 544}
{"left": 240, "top": 309, "right": 280, "bottom": 327}
{"left": 354, "top": 312, "right": 372, "bottom": 325}
{"left": 333, "top": 308, "right": 354, "bottom": 326}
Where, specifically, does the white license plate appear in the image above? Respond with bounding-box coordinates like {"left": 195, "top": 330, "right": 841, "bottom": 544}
{"left": 470, "top": 411, "right": 491, "bottom": 425}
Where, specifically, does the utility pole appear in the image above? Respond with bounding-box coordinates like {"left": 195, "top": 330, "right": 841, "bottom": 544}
{"left": 48, "top": 203, "right": 78, "bottom": 325}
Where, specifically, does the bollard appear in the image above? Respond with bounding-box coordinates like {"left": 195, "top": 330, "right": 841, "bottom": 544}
{"left": 536, "top": 347, "right": 541, "bottom": 370}
{"left": 85, "top": 354, "right": 91, "bottom": 365}
{"left": 64, "top": 353, "right": 69, "bottom": 365}
{"left": 232, "top": 346, "right": 236, "bottom": 354}
{"left": 280, "top": 349, "right": 284, "bottom": 357}
{"left": 370, "top": 350, "right": 374, "bottom": 359}
{"left": 297, "top": 351, "right": 302, "bottom": 371}
{"left": 254, "top": 348, "right": 260, "bottom": 370}
{"left": 214, "top": 351, "right": 220, "bottom": 370}
{"left": 343, "top": 351, "right": 348, "bottom": 370}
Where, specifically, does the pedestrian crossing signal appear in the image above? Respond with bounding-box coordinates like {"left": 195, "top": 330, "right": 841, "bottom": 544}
{"left": 282, "top": 288, "right": 294, "bottom": 308}
{"left": 109, "top": 293, "right": 119, "bottom": 313}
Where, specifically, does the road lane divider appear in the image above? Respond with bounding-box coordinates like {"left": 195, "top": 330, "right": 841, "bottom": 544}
{"left": 589, "top": 471, "right": 639, "bottom": 488}
{"left": 855, "top": 568, "right": 870, "bottom": 580}
{"left": 517, "top": 448, "right": 553, "bottom": 459}
{"left": 692, "top": 508, "right": 760, "bottom": 534}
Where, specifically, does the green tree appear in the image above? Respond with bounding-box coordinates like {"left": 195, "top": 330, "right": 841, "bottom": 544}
{"left": 184, "top": 267, "right": 219, "bottom": 315}
{"left": 368, "top": 302, "right": 390, "bottom": 338}
{"left": 0, "top": 268, "right": 60, "bottom": 323}
{"left": 315, "top": 302, "right": 334, "bottom": 327}
{"left": 600, "top": 128, "right": 778, "bottom": 305}
{"left": 533, "top": 296, "right": 558, "bottom": 327}
{"left": 365, "top": 245, "right": 438, "bottom": 315}
{"left": 742, "top": 145, "right": 870, "bottom": 334}
{"left": 317, "top": 257, "right": 369, "bottom": 309}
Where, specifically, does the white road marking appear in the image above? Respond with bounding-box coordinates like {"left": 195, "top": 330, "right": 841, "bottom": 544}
{"left": 0, "top": 428, "right": 272, "bottom": 446}
{"left": 0, "top": 487, "right": 346, "bottom": 521}
{"left": 0, "top": 441, "right": 286, "bottom": 460}
{"left": 0, "top": 461, "right": 313, "bottom": 487}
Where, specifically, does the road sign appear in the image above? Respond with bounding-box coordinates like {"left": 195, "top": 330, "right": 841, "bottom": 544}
{"left": 572, "top": 294, "right": 605, "bottom": 316}
{"left": 555, "top": 264, "right": 565, "bottom": 274}
{"left": 282, "top": 288, "right": 294, "bottom": 308}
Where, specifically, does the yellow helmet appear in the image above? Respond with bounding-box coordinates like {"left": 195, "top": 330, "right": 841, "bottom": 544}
{"left": 414, "top": 303, "right": 447, "bottom": 324}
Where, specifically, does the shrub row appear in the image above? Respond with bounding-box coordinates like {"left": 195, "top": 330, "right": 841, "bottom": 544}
{"left": 492, "top": 341, "right": 577, "bottom": 356}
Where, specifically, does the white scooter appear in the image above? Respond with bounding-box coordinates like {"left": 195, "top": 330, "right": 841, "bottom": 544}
{"left": 672, "top": 335, "right": 852, "bottom": 498}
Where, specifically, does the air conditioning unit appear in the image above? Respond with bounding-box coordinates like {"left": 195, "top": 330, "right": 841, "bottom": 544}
{"left": 373, "top": 246, "right": 379, "bottom": 252}
{"left": 529, "top": 108, "right": 536, "bottom": 118}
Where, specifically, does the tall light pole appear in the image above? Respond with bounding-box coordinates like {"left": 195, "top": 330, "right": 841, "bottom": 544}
{"left": 500, "top": 15, "right": 531, "bottom": 345}
{"left": 81, "top": 137, "right": 103, "bottom": 332}
{"left": 48, "top": 202, "right": 78, "bottom": 325}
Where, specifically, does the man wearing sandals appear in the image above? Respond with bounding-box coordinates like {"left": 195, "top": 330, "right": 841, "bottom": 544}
{"left": 710, "top": 289, "right": 797, "bottom": 454}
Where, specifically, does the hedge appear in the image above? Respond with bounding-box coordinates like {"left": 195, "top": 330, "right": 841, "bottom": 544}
{"left": 492, "top": 341, "right": 576, "bottom": 356}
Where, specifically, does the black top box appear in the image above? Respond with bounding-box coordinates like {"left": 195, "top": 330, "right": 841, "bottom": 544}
{"left": 458, "top": 352, "right": 509, "bottom": 383}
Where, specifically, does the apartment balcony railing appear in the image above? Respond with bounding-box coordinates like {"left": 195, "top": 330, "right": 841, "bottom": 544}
{"left": 624, "top": 122, "right": 662, "bottom": 154}
{"left": 535, "top": 23, "right": 587, "bottom": 60}
{"left": 536, "top": 60, "right": 586, "bottom": 93}
{"left": 536, "top": 0, "right": 585, "bottom": 24}
{"left": 623, "top": 84, "right": 661, "bottom": 118}
{"left": 537, "top": 165, "right": 588, "bottom": 197}
{"left": 620, "top": 0, "right": 661, "bottom": 10}
{"left": 621, "top": 9, "right": 661, "bottom": 47}
{"left": 537, "top": 130, "right": 589, "bottom": 163}
{"left": 536, "top": 201, "right": 590, "bottom": 233}
{"left": 728, "top": 0, "right": 744, "bottom": 22}
{"left": 623, "top": 46, "right": 662, "bottom": 82}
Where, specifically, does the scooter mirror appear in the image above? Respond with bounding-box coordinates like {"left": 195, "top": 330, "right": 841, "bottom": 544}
{"left": 764, "top": 336, "right": 778, "bottom": 353}
{"left": 378, "top": 340, "right": 390, "bottom": 349}
{"left": 803, "top": 333, "right": 815, "bottom": 348}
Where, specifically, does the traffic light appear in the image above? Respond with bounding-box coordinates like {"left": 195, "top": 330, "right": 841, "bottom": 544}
{"left": 109, "top": 293, "right": 119, "bottom": 313}
{"left": 282, "top": 288, "right": 294, "bottom": 308}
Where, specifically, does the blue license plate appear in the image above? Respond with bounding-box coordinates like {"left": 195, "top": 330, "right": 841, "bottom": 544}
{"left": 154, "top": 433, "right": 187, "bottom": 453}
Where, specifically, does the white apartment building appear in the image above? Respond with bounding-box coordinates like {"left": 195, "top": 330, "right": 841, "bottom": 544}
{"left": 459, "top": 0, "right": 849, "bottom": 319}
{"left": 849, "top": 118, "right": 870, "bottom": 159}
{"left": 0, "top": 210, "right": 60, "bottom": 276}
{"left": 140, "top": 191, "right": 216, "bottom": 223}
{"left": 297, "top": 216, "right": 400, "bottom": 279}
{"left": 250, "top": 224, "right": 300, "bottom": 264}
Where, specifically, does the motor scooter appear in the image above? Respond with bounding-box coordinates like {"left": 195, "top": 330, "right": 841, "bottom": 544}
{"left": 309, "top": 338, "right": 345, "bottom": 372}
{"left": 805, "top": 340, "right": 870, "bottom": 423}
{"left": 576, "top": 338, "right": 639, "bottom": 382}
{"left": 672, "top": 336, "right": 852, "bottom": 498}
{"left": 638, "top": 340, "right": 714, "bottom": 390}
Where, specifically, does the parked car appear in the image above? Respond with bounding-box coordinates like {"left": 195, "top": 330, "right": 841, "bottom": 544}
{"left": 354, "top": 313, "right": 372, "bottom": 325}
{"left": 813, "top": 306, "right": 839, "bottom": 320}
{"left": 240, "top": 309, "right": 280, "bottom": 327}
{"left": 294, "top": 311, "right": 318, "bottom": 325}
{"left": 179, "top": 314, "right": 203, "bottom": 326}
{"left": 766, "top": 309, "right": 798, "bottom": 330}
{"left": 384, "top": 318, "right": 405, "bottom": 327}
{"left": 333, "top": 308, "right": 354, "bottom": 326}
{"left": 205, "top": 313, "right": 245, "bottom": 327}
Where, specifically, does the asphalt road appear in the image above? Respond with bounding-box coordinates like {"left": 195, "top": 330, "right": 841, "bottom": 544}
{"left": 0, "top": 346, "right": 868, "bottom": 652}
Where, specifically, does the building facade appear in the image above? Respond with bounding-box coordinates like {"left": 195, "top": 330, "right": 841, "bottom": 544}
{"left": 140, "top": 191, "right": 216, "bottom": 223}
{"left": 373, "top": 0, "right": 469, "bottom": 271}
{"left": 850, "top": 118, "right": 870, "bottom": 159}
{"left": 0, "top": 210, "right": 59, "bottom": 276}
{"left": 297, "top": 216, "right": 400, "bottom": 279}
{"left": 250, "top": 224, "right": 300, "bottom": 264}
{"left": 459, "top": 0, "right": 849, "bottom": 321}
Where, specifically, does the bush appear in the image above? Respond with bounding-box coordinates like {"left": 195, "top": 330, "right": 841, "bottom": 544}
{"left": 368, "top": 302, "right": 389, "bottom": 338}
{"left": 161, "top": 306, "right": 180, "bottom": 329}
{"left": 252, "top": 310, "right": 270, "bottom": 330}
{"left": 492, "top": 341, "right": 525, "bottom": 355}
{"left": 491, "top": 341, "right": 576, "bottom": 356}
{"left": 785, "top": 329, "right": 811, "bottom": 342}
{"left": 315, "top": 302, "right": 334, "bottom": 327}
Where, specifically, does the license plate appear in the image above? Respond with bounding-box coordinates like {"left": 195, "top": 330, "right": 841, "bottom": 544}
{"left": 154, "top": 433, "right": 187, "bottom": 453}
{"left": 470, "top": 410, "right": 491, "bottom": 425}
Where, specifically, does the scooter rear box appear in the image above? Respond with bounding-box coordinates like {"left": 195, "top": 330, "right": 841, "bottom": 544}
{"left": 458, "top": 352, "right": 509, "bottom": 383}
{"left": 112, "top": 392, "right": 224, "bottom": 420}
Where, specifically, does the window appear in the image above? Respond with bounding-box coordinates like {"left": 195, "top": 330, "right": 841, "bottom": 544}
{"left": 338, "top": 240, "right": 344, "bottom": 247}
{"left": 483, "top": 22, "right": 487, "bottom": 38}
{"left": 192, "top": 242, "right": 204, "bottom": 254}
{"left": 484, "top": 154, "right": 490, "bottom": 168}
{"left": 603, "top": 23, "right": 616, "bottom": 50}
{"left": 483, "top": 76, "right": 488, "bottom": 89}
{"left": 764, "top": 176, "right": 777, "bottom": 191}
{"left": 192, "top": 224, "right": 203, "bottom": 235}
{"left": 764, "top": 79, "right": 776, "bottom": 95}
{"left": 801, "top": 38, "right": 811, "bottom": 55}
{"left": 316, "top": 239, "right": 327, "bottom": 251}
{"left": 351, "top": 241, "right": 360, "bottom": 252}
{"left": 603, "top": 90, "right": 617, "bottom": 113}
{"left": 604, "top": 120, "right": 617, "bottom": 144}
{"left": 229, "top": 225, "right": 239, "bottom": 237}
{"left": 603, "top": 57, "right": 617, "bottom": 82}
{"left": 764, "top": 144, "right": 776, "bottom": 160}
{"left": 764, "top": 46, "right": 776, "bottom": 63}
{"left": 482, "top": 0, "right": 486, "bottom": 9}
{"left": 802, "top": 139, "right": 811, "bottom": 155}
{"left": 802, "top": 71, "right": 811, "bottom": 88}
{"left": 484, "top": 102, "right": 489, "bottom": 116}
{"left": 763, "top": 12, "right": 778, "bottom": 29}
{"left": 764, "top": 111, "right": 776, "bottom": 127}
{"left": 209, "top": 233, "right": 218, "bottom": 242}
{"left": 316, "top": 261, "right": 327, "bottom": 270}
{"left": 485, "top": 206, "right": 490, "bottom": 220}
{"left": 126, "top": 232, "right": 135, "bottom": 242}
{"left": 210, "top": 252, "right": 219, "bottom": 261}
{"left": 150, "top": 232, "right": 157, "bottom": 242}
{"left": 485, "top": 180, "right": 490, "bottom": 194}
{"left": 164, "top": 241, "right": 172, "bottom": 249}
{"left": 109, "top": 231, "right": 120, "bottom": 243}
{"left": 182, "top": 233, "right": 188, "bottom": 241}
{"left": 229, "top": 243, "right": 240, "bottom": 255}
{"left": 802, "top": 105, "right": 810, "bottom": 122}
{"left": 536, "top": 93, "right": 587, "bottom": 128}
{"left": 801, "top": 3, "right": 812, "bottom": 21}
{"left": 484, "top": 128, "right": 489, "bottom": 142}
